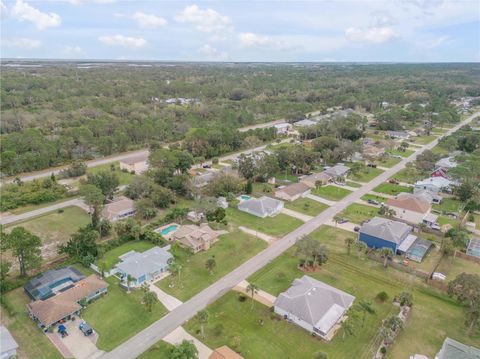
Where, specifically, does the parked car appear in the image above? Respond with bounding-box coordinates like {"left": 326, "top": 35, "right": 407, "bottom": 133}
{"left": 338, "top": 218, "right": 348, "bottom": 224}
{"left": 202, "top": 164, "right": 211, "bottom": 169}
{"left": 79, "top": 322, "right": 93, "bottom": 336}
{"left": 367, "top": 199, "right": 380, "bottom": 205}
{"left": 430, "top": 223, "right": 441, "bottom": 231}
{"left": 391, "top": 155, "right": 403, "bottom": 159}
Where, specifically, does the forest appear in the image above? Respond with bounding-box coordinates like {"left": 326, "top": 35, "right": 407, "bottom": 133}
{"left": 1, "top": 61, "right": 480, "bottom": 176}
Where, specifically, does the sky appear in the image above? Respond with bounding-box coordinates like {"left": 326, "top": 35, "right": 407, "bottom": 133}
{"left": 1, "top": 0, "right": 479, "bottom": 62}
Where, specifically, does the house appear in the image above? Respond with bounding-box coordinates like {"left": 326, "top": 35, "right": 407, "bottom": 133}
{"left": 363, "top": 145, "right": 385, "bottom": 158}
{"left": 24, "top": 266, "right": 85, "bottom": 301}
{"left": 275, "top": 182, "right": 311, "bottom": 202}
{"left": 274, "top": 276, "right": 355, "bottom": 340}
{"left": 386, "top": 130, "right": 410, "bottom": 140}
{"left": 467, "top": 237, "right": 480, "bottom": 258}
{"left": 187, "top": 211, "right": 205, "bottom": 223}
{"left": 301, "top": 172, "right": 332, "bottom": 187}
{"left": 217, "top": 197, "right": 228, "bottom": 209}
{"left": 209, "top": 346, "right": 244, "bottom": 359}
{"left": 1, "top": 326, "right": 18, "bottom": 359}
{"left": 413, "top": 188, "right": 443, "bottom": 205}
{"left": 386, "top": 193, "right": 437, "bottom": 225}
{"left": 435, "top": 337, "right": 480, "bottom": 359}
{"left": 172, "top": 223, "right": 228, "bottom": 253}
{"left": 115, "top": 246, "right": 174, "bottom": 287}
{"left": 28, "top": 275, "right": 108, "bottom": 329}
{"left": 102, "top": 196, "right": 136, "bottom": 221}
{"left": 435, "top": 156, "right": 458, "bottom": 170}
{"left": 415, "top": 177, "right": 456, "bottom": 194}
{"left": 119, "top": 153, "right": 149, "bottom": 174}
{"left": 192, "top": 171, "right": 216, "bottom": 188}
{"left": 359, "top": 217, "right": 414, "bottom": 254}
{"left": 237, "top": 196, "right": 284, "bottom": 218}
{"left": 431, "top": 167, "right": 450, "bottom": 179}
{"left": 273, "top": 122, "right": 292, "bottom": 135}
{"left": 324, "top": 164, "right": 350, "bottom": 181}
{"left": 293, "top": 119, "right": 317, "bottom": 128}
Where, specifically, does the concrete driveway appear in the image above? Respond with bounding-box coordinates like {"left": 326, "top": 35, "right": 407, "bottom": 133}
{"left": 163, "top": 327, "right": 212, "bottom": 359}
{"left": 51, "top": 319, "right": 104, "bottom": 359}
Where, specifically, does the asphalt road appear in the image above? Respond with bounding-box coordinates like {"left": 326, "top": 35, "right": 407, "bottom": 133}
{"left": 102, "top": 112, "right": 479, "bottom": 359}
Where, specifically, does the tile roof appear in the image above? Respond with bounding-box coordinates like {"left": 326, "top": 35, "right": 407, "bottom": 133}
{"left": 386, "top": 194, "right": 431, "bottom": 213}
{"left": 238, "top": 196, "right": 283, "bottom": 217}
{"left": 209, "top": 346, "right": 244, "bottom": 359}
{"left": 359, "top": 217, "right": 412, "bottom": 245}
{"left": 103, "top": 197, "right": 135, "bottom": 216}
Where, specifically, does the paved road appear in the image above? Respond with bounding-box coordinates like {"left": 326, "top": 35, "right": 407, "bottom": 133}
{"left": 103, "top": 112, "right": 478, "bottom": 359}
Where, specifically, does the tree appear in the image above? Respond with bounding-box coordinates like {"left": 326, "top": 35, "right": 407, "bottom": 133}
{"left": 448, "top": 273, "right": 480, "bottom": 335}
{"left": 135, "top": 198, "right": 157, "bottom": 219}
{"left": 125, "top": 176, "right": 154, "bottom": 200}
{"left": 97, "top": 219, "right": 112, "bottom": 237}
{"left": 378, "top": 247, "right": 393, "bottom": 268}
{"left": 0, "top": 260, "right": 11, "bottom": 292}
{"left": 143, "top": 290, "right": 159, "bottom": 312}
{"left": 170, "top": 340, "right": 198, "bottom": 359}
{"left": 197, "top": 310, "right": 209, "bottom": 339}
{"left": 356, "top": 299, "right": 376, "bottom": 327}
{"left": 80, "top": 184, "right": 105, "bottom": 229}
{"left": 245, "top": 180, "right": 253, "bottom": 194}
{"left": 85, "top": 171, "right": 119, "bottom": 200}
{"left": 3, "top": 227, "right": 42, "bottom": 277}
{"left": 151, "top": 185, "right": 175, "bottom": 208}
{"left": 296, "top": 236, "right": 329, "bottom": 268}
{"left": 345, "top": 237, "right": 355, "bottom": 256}
{"left": 333, "top": 215, "right": 342, "bottom": 229}
{"left": 246, "top": 283, "right": 259, "bottom": 310}
{"left": 398, "top": 292, "right": 413, "bottom": 307}
{"left": 169, "top": 262, "right": 182, "bottom": 288}
{"left": 126, "top": 274, "right": 134, "bottom": 293}
{"left": 58, "top": 226, "right": 99, "bottom": 265}
{"left": 205, "top": 257, "right": 216, "bottom": 275}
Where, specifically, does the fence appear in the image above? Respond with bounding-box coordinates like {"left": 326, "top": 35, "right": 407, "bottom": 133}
{"left": 367, "top": 254, "right": 430, "bottom": 280}
{"left": 455, "top": 250, "right": 480, "bottom": 264}
{"left": 90, "top": 263, "right": 118, "bottom": 278}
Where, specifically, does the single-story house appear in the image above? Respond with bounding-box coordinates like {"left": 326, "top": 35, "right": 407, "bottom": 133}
{"left": 359, "top": 217, "right": 413, "bottom": 254}
{"left": 24, "top": 266, "right": 85, "bottom": 301}
{"left": 1, "top": 326, "right": 18, "bottom": 359}
{"left": 193, "top": 171, "right": 217, "bottom": 188}
{"left": 363, "top": 145, "right": 385, "bottom": 158}
{"left": 237, "top": 196, "right": 284, "bottom": 218}
{"left": 273, "top": 122, "right": 292, "bottom": 135}
{"left": 435, "top": 337, "right": 480, "bottom": 359}
{"left": 415, "top": 177, "right": 456, "bottom": 194}
{"left": 28, "top": 275, "right": 108, "bottom": 329}
{"left": 431, "top": 167, "right": 450, "bottom": 179}
{"left": 172, "top": 223, "right": 228, "bottom": 253}
{"left": 274, "top": 275, "right": 355, "bottom": 340}
{"left": 293, "top": 119, "right": 317, "bottom": 128}
{"left": 115, "top": 246, "right": 174, "bottom": 287}
{"left": 324, "top": 164, "right": 350, "bottom": 181}
{"left": 466, "top": 237, "right": 480, "bottom": 258}
{"left": 413, "top": 188, "right": 443, "bottom": 204}
{"left": 386, "top": 193, "right": 437, "bottom": 225}
{"left": 217, "top": 197, "right": 228, "bottom": 209}
{"left": 102, "top": 196, "right": 136, "bottom": 221}
{"left": 435, "top": 156, "right": 458, "bottom": 170}
{"left": 386, "top": 130, "right": 410, "bottom": 140}
{"left": 275, "top": 182, "right": 311, "bottom": 202}
{"left": 301, "top": 172, "right": 332, "bottom": 187}
{"left": 209, "top": 346, "right": 244, "bottom": 359}
{"left": 119, "top": 153, "right": 149, "bottom": 174}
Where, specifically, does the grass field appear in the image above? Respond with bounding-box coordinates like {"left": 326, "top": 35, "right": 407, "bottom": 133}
{"left": 226, "top": 208, "right": 303, "bottom": 236}
{"left": 340, "top": 203, "right": 380, "bottom": 224}
{"left": 375, "top": 157, "right": 402, "bottom": 168}
{"left": 349, "top": 167, "right": 384, "bottom": 182}
{"left": 432, "top": 198, "right": 463, "bottom": 213}
{"left": 435, "top": 256, "right": 480, "bottom": 280}
{"left": 273, "top": 171, "right": 299, "bottom": 183}
{"left": 346, "top": 181, "right": 362, "bottom": 188}
{"left": 138, "top": 341, "right": 174, "bottom": 359}
{"left": 410, "top": 135, "right": 437, "bottom": 145}
{"left": 386, "top": 148, "right": 414, "bottom": 157}
{"left": 312, "top": 186, "right": 352, "bottom": 201}
{"left": 87, "top": 162, "right": 136, "bottom": 186}
{"left": 391, "top": 167, "right": 424, "bottom": 184}
{"left": 96, "top": 241, "right": 156, "bottom": 270}
{"left": 251, "top": 183, "right": 275, "bottom": 197}
{"left": 373, "top": 183, "right": 412, "bottom": 196}
{"left": 361, "top": 193, "right": 387, "bottom": 203}
{"left": 284, "top": 197, "right": 329, "bottom": 216}
{"left": 3, "top": 288, "right": 64, "bottom": 359}
{"left": 82, "top": 276, "right": 169, "bottom": 351}
{"left": 437, "top": 215, "right": 459, "bottom": 227}
{"left": 156, "top": 230, "right": 267, "bottom": 301}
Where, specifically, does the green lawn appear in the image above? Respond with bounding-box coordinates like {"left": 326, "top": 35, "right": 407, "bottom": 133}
{"left": 6, "top": 206, "right": 90, "bottom": 249}
{"left": 346, "top": 181, "right": 362, "bottom": 188}
{"left": 435, "top": 256, "right": 480, "bottom": 280}
{"left": 433, "top": 198, "right": 463, "bottom": 213}
{"left": 8, "top": 197, "right": 76, "bottom": 215}
{"left": 87, "top": 161, "right": 136, "bottom": 186}
{"left": 273, "top": 171, "right": 299, "bottom": 183}
{"left": 340, "top": 203, "right": 379, "bottom": 224}
{"left": 138, "top": 341, "right": 174, "bottom": 359}
{"left": 361, "top": 193, "right": 387, "bottom": 203}
{"left": 375, "top": 157, "right": 402, "bottom": 168}
{"left": 3, "top": 288, "right": 64, "bottom": 359}
{"left": 431, "top": 146, "right": 450, "bottom": 156}
{"left": 410, "top": 135, "right": 437, "bottom": 145}
{"left": 391, "top": 167, "right": 424, "bottom": 184}
{"left": 373, "top": 183, "right": 412, "bottom": 196}
{"left": 386, "top": 148, "right": 414, "bottom": 157}
{"left": 251, "top": 183, "right": 275, "bottom": 197}
{"left": 349, "top": 167, "right": 384, "bottom": 182}
{"left": 312, "top": 186, "right": 352, "bottom": 201}
{"left": 226, "top": 208, "right": 303, "bottom": 236}
{"left": 156, "top": 230, "right": 267, "bottom": 301}
{"left": 437, "top": 215, "right": 459, "bottom": 227}
{"left": 82, "top": 276, "right": 169, "bottom": 351}
{"left": 284, "top": 198, "right": 329, "bottom": 216}
{"left": 96, "top": 241, "right": 156, "bottom": 270}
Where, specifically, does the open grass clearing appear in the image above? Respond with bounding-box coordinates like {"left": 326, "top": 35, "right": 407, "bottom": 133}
{"left": 312, "top": 185, "right": 352, "bottom": 201}
{"left": 373, "top": 183, "right": 412, "bottom": 196}
{"left": 410, "top": 135, "right": 437, "bottom": 145}
{"left": 432, "top": 198, "right": 463, "bottom": 213}
{"left": 273, "top": 171, "right": 299, "bottom": 183}
{"left": 386, "top": 148, "right": 414, "bottom": 158}
{"left": 284, "top": 197, "right": 329, "bottom": 216}
{"left": 349, "top": 167, "right": 384, "bottom": 183}
{"left": 361, "top": 193, "right": 388, "bottom": 203}
{"left": 375, "top": 157, "right": 402, "bottom": 168}
{"left": 87, "top": 161, "right": 136, "bottom": 186}
{"left": 340, "top": 203, "right": 380, "bottom": 224}
{"left": 156, "top": 230, "right": 267, "bottom": 301}
{"left": 251, "top": 183, "right": 275, "bottom": 197}
{"left": 391, "top": 167, "right": 425, "bottom": 184}
{"left": 435, "top": 255, "right": 480, "bottom": 281}
{"left": 138, "top": 341, "right": 174, "bottom": 359}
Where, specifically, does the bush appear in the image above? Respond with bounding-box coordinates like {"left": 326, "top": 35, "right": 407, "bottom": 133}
{"left": 398, "top": 291, "right": 413, "bottom": 307}
{"left": 57, "top": 208, "right": 64, "bottom": 214}
{"left": 376, "top": 291, "right": 389, "bottom": 303}
{"left": 314, "top": 352, "right": 328, "bottom": 359}
{"left": 380, "top": 346, "right": 387, "bottom": 354}
{"left": 238, "top": 294, "right": 247, "bottom": 302}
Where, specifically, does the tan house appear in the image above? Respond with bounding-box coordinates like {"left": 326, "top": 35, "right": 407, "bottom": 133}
{"left": 386, "top": 193, "right": 437, "bottom": 225}
{"left": 102, "top": 196, "right": 136, "bottom": 221}
{"left": 275, "top": 182, "right": 311, "bottom": 202}
{"left": 119, "top": 153, "right": 149, "bottom": 174}
{"left": 172, "top": 223, "right": 228, "bottom": 253}
{"left": 209, "top": 346, "right": 244, "bottom": 359}
{"left": 301, "top": 172, "right": 332, "bottom": 187}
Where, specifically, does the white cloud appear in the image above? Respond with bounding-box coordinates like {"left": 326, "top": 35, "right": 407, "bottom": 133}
{"left": 3, "top": 38, "right": 42, "bottom": 49}
{"left": 238, "top": 32, "right": 295, "bottom": 51}
{"left": 68, "top": 0, "right": 115, "bottom": 4}
{"left": 132, "top": 12, "right": 167, "bottom": 28}
{"left": 63, "top": 45, "right": 84, "bottom": 55}
{"left": 175, "top": 4, "right": 232, "bottom": 33}
{"left": 199, "top": 44, "right": 229, "bottom": 60}
{"left": 0, "top": 0, "right": 7, "bottom": 18}
{"left": 98, "top": 34, "right": 147, "bottom": 48}
{"left": 345, "top": 26, "right": 398, "bottom": 44}
{"left": 11, "top": 0, "right": 61, "bottom": 30}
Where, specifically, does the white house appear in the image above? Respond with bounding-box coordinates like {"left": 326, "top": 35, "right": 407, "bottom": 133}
{"left": 273, "top": 122, "right": 292, "bottom": 135}
{"left": 237, "top": 196, "right": 284, "bottom": 218}
{"left": 102, "top": 197, "right": 136, "bottom": 222}
{"left": 293, "top": 119, "right": 317, "bottom": 128}
{"left": 415, "top": 177, "right": 456, "bottom": 193}
{"left": 0, "top": 326, "right": 18, "bottom": 359}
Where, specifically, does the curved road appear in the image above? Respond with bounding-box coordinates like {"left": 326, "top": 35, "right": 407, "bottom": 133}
{"left": 102, "top": 112, "right": 479, "bottom": 359}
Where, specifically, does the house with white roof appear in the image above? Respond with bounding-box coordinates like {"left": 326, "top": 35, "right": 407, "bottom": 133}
{"left": 324, "top": 164, "right": 350, "bottom": 182}
{"left": 274, "top": 276, "right": 355, "bottom": 340}
{"left": 435, "top": 337, "right": 480, "bottom": 359}
{"left": 415, "top": 177, "right": 456, "bottom": 193}
{"left": 237, "top": 196, "right": 284, "bottom": 218}
{"left": 273, "top": 122, "right": 292, "bottom": 135}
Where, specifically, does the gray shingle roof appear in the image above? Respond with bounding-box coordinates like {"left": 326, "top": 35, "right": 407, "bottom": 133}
{"left": 324, "top": 164, "right": 350, "bottom": 177}
{"left": 359, "top": 217, "right": 412, "bottom": 245}
{"left": 238, "top": 196, "right": 283, "bottom": 217}
{"left": 116, "top": 246, "right": 173, "bottom": 279}
{"left": 436, "top": 337, "right": 480, "bottom": 359}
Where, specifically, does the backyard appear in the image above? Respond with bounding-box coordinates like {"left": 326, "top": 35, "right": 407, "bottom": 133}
{"left": 312, "top": 186, "right": 352, "bottom": 201}
{"left": 339, "top": 203, "right": 380, "bottom": 224}
{"left": 391, "top": 167, "right": 425, "bottom": 184}
{"left": 432, "top": 198, "right": 463, "bottom": 213}
{"left": 156, "top": 230, "right": 267, "bottom": 301}
{"left": 349, "top": 167, "right": 384, "bottom": 183}
{"left": 373, "top": 183, "right": 413, "bottom": 196}
{"left": 284, "top": 197, "right": 329, "bottom": 216}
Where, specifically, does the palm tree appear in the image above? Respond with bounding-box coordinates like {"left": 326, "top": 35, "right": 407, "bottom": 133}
{"left": 169, "top": 262, "right": 183, "bottom": 287}
{"left": 246, "top": 283, "right": 259, "bottom": 310}
{"left": 205, "top": 257, "right": 216, "bottom": 275}
{"left": 126, "top": 274, "right": 134, "bottom": 293}
{"left": 355, "top": 241, "right": 368, "bottom": 257}
{"left": 379, "top": 248, "right": 394, "bottom": 268}
{"left": 345, "top": 237, "right": 355, "bottom": 256}
{"left": 197, "top": 310, "right": 209, "bottom": 339}
{"left": 333, "top": 215, "right": 342, "bottom": 229}
{"left": 356, "top": 299, "right": 376, "bottom": 327}
{"left": 142, "top": 290, "right": 159, "bottom": 312}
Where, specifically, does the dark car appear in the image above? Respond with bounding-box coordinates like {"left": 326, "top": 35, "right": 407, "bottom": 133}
{"left": 354, "top": 226, "right": 361, "bottom": 232}
{"left": 367, "top": 199, "right": 380, "bottom": 205}
{"left": 388, "top": 179, "right": 399, "bottom": 184}
{"left": 79, "top": 322, "right": 93, "bottom": 336}
{"left": 338, "top": 218, "right": 348, "bottom": 224}
{"left": 202, "top": 164, "right": 211, "bottom": 169}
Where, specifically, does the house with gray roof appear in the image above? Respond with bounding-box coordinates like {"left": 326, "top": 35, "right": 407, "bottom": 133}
{"left": 237, "top": 196, "right": 283, "bottom": 218}
{"left": 102, "top": 196, "right": 136, "bottom": 222}
{"left": 386, "top": 130, "right": 410, "bottom": 140}
{"left": 115, "top": 246, "right": 174, "bottom": 288}
{"left": 1, "top": 326, "right": 18, "bottom": 359}
{"left": 274, "top": 276, "right": 355, "bottom": 340}
{"left": 435, "top": 337, "right": 480, "bottom": 359}
{"left": 324, "top": 164, "right": 350, "bottom": 181}
{"left": 293, "top": 119, "right": 317, "bottom": 128}
{"left": 275, "top": 182, "right": 311, "bottom": 202}
{"left": 359, "top": 217, "right": 413, "bottom": 254}
{"left": 193, "top": 171, "right": 217, "bottom": 188}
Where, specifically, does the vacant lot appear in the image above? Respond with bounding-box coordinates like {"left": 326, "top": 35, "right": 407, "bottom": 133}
{"left": 375, "top": 157, "right": 402, "bottom": 168}
{"left": 373, "top": 183, "right": 412, "bottom": 196}
{"left": 87, "top": 162, "right": 136, "bottom": 186}
{"left": 435, "top": 256, "right": 480, "bottom": 281}
{"left": 386, "top": 148, "right": 414, "bottom": 157}
{"left": 432, "top": 198, "right": 463, "bottom": 213}
{"left": 349, "top": 167, "right": 384, "bottom": 182}
{"left": 411, "top": 135, "right": 437, "bottom": 145}
{"left": 312, "top": 185, "right": 352, "bottom": 201}
{"left": 157, "top": 230, "right": 267, "bottom": 301}
{"left": 361, "top": 193, "right": 387, "bottom": 203}
{"left": 96, "top": 241, "right": 155, "bottom": 270}
{"left": 340, "top": 203, "right": 379, "bottom": 224}
{"left": 391, "top": 167, "right": 425, "bottom": 184}
{"left": 226, "top": 208, "right": 303, "bottom": 236}
{"left": 284, "top": 197, "right": 328, "bottom": 216}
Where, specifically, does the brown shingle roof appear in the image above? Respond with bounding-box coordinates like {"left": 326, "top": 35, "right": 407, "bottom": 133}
{"left": 386, "top": 195, "right": 430, "bottom": 214}
{"left": 276, "top": 182, "right": 310, "bottom": 197}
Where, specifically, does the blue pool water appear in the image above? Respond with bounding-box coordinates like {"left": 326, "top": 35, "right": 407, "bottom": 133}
{"left": 240, "top": 195, "right": 251, "bottom": 200}
{"left": 160, "top": 225, "right": 178, "bottom": 235}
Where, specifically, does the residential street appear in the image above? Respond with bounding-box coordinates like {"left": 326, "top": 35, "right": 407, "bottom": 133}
{"left": 102, "top": 112, "right": 479, "bottom": 359}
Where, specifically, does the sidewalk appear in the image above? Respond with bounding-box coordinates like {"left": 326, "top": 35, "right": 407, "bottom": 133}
{"left": 305, "top": 193, "right": 336, "bottom": 206}
{"left": 281, "top": 207, "right": 313, "bottom": 222}
{"left": 238, "top": 226, "right": 275, "bottom": 243}
{"left": 329, "top": 183, "right": 359, "bottom": 192}
{"left": 233, "top": 280, "right": 277, "bottom": 307}
{"left": 163, "top": 327, "right": 213, "bottom": 359}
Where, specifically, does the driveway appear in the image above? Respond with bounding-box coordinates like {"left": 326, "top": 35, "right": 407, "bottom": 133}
{"left": 281, "top": 207, "right": 313, "bottom": 222}
{"left": 149, "top": 284, "right": 183, "bottom": 311}
{"left": 238, "top": 226, "right": 276, "bottom": 243}
{"left": 305, "top": 193, "right": 337, "bottom": 206}
{"left": 233, "top": 280, "right": 277, "bottom": 307}
{"left": 163, "top": 327, "right": 212, "bottom": 359}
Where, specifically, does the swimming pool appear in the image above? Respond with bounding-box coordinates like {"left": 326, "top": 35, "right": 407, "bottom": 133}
{"left": 240, "top": 195, "right": 251, "bottom": 200}
{"left": 160, "top": 225, "right": 178, "bottom": 236}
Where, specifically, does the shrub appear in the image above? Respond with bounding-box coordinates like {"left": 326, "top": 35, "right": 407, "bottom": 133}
{"left": 314, "top": 352, "right": 328, "bottom": 359}
{"left": 376, "top": 291, "right": 389, "bottom": 303}
{"left": 398, "top": 291, "right": 413, "bottom": 307}
{"left": 380, "top": 346, "right": 387, "bottom": 354}
{"left": 238, "top": 294, "right": 247, "bottom": 302}
{"left": 57, "top": 209, "right": 64, "bottom": 214}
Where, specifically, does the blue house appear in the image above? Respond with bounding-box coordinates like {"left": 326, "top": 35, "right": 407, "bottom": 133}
{"left": 358, "top": 217, "right": 413, "bottom": 254}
